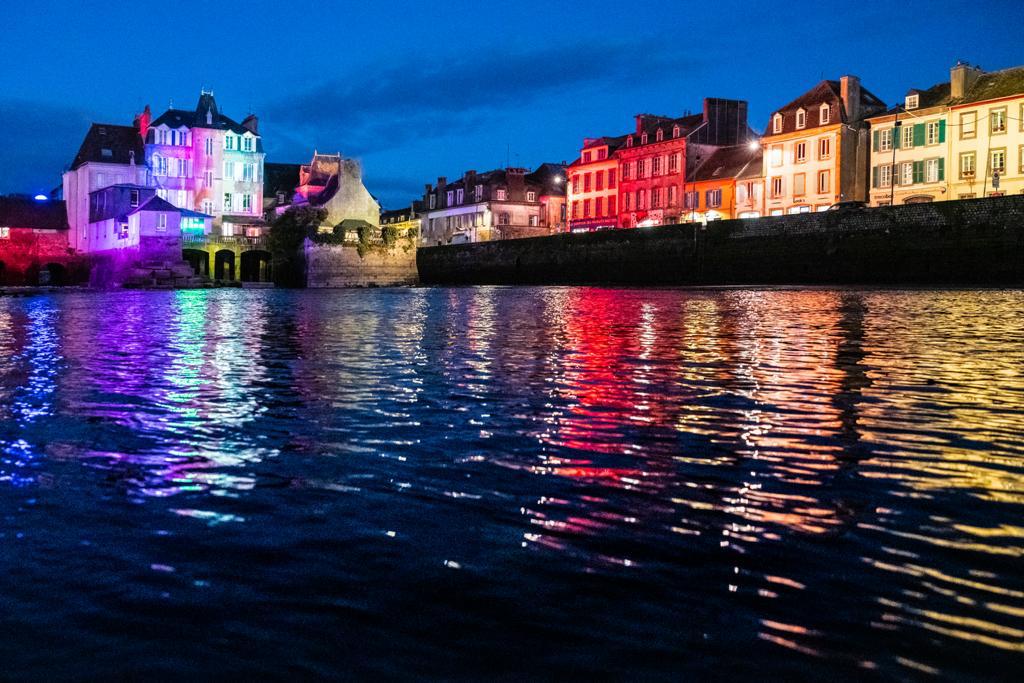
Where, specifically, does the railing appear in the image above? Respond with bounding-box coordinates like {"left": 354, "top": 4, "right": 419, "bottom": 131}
{"left": 182, "top": 234, "right": 266, "bottom": 247}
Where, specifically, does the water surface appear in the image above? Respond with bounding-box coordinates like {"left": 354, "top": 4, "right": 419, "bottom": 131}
{"left": 1, "top": 287, "right": 1022, "bottom": 679}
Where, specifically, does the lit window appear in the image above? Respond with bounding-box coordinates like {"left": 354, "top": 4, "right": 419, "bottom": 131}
{"left": 796, "top": 108, "right": 806, "bottom": 129}
{"left": 960, "top": 152, "right": 976, "bottom": 178}
{"left": 0, "top": 227, "right": 9, "bottom": 239}
{"left": 926, "top": 121, "right": 940, "bottom": 145}
{"left": 795, "top": 142, "right": 807, "bottom": 163}
{"left": 818, "top": 137, "right": 831, "bottom": 159}
{"left": 960, "top": 112, "right": 976, "bottom": 139}
{"left": 130, "top": 189, "right": 139, "bottom": 207}
{"left": 901, "top": 162, "right": 913, "bottom": 186}
{"left": 769, "top": 145, "right": 783, "bottom": 167}
{"left": 496, "top": 189, "right": 507, "bottom": 201}
{"left": 878, "top": 164, "right": 892, "bottom": 188}
{"left": 990, "top": 108, "right": 1007, "bottom": 134}
{"left": 156, "top": 213, "right": 167, "bottom": 232}
{"left": 527, "top": 191, "right": 536, "bottom": 202}
{"left": 656, "top": 128, "right": 664, "bottom": 142}
{"left": 224, "top": 192, "right": 233, "bottom": 211}
{"left": 641, "top": 133, "right": 648, "bottom": 144}
{"left": 990, "top": 148, "right": 1006, "bottom": 173}
{"left": 902, "top": 125, "right": 914, "bottom": 149}
{"left": 771, "top": 176, "right": 783, "bottom": 197}
{"left": 879, "top": 128, "right": 893, "bottom": 152}
{"left": 819, "top": 104, "right": 830, "bottom": 125}
{"left": 772, "top": 113, "right": 783, "bottom": 134}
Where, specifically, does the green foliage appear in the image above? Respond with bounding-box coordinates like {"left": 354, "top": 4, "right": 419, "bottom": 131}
{"left": 268, "top": 206, "right": 327, "bottom": 287}
{"left": 382, "top": 225, "right": 400, "bottom": 248}
{"left": 356, "top": 224, "right": 376, "bottom": 258}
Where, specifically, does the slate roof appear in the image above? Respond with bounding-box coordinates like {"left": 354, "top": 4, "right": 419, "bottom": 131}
{"left": 766, "top": 80, "right": 886, "bottom": 134}
{"left": 951, "top": 65, "right": 1024, "bottom": 105}
{"left": 692, "top": 145, "right": 763, "bottom": 182}
{"left": 381, "top": 201, "right": 425, "bottom": 224}
{"left": 126, "top": 196, "right": 208, "bottom": 217}
{"left": 0, "top": 195, "right": 69, "bottom": 230}
{"left": 526, "top": 163, "right": 567, "bottom": 196}
{"left": 625, "top": 113, "right": 705, "bottom": 148}
{"left": 264, "top": 162, "right": 303, "bottom": 198}
{"left": 69, "top": 123, "right": 144, "bottom": 170}
{"left": 149, "top": 93, "right": 258, "bottom": 138}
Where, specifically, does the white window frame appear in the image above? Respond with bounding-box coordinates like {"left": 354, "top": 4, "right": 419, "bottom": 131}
{"left": 901, "top": 162, "right": 914, "bottom": 186}
{"left": 926, "top": 121, "right": 939, "bottom": 146}
{"left": 526, "top": 191, "right": 536, "bottom": 202}
{"left": 925, "top": 158, "right": 939, "bottom": 183}
{"left": 772, "top": 113, "right": 783, "bottom": 134}
{"left": 879, "top": 128, "right": 893, "bottom": 152}
{"left": 902, "top": 125, "right": 914, "bottom": 149}
{"left": 819, "top": 104, "right": 830, "bottom": 125}
{"left": 905, "top": 94, "right": 919, "bottom": 110}
{"left": 796, "top": 108, "right": 806, "bottom": 129}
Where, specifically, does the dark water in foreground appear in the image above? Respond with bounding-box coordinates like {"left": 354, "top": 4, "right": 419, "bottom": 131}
{"left": 0, "top": 287, "right": 1022, "bottom": 679}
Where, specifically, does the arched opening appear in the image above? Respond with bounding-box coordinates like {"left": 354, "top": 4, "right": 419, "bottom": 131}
{"left": 904, "top": 195, "right": 934, "bottom": 204}
{"left": 183, "top": 249, "right": 210, "bottom": 277}
{"left": 240, "top": 250, "right": 273, "bottom": 282}
{"left": 214, "top": 250, "right": 235, "bottom": 281}
{"left": 40, "top": 262, "right": 68, "bottom": 286}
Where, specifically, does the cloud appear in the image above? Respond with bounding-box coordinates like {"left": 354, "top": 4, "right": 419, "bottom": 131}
{"left": 0, "top": 99, "right": 92, "bottom": 194}
{"left": 263, "top": 39, "right": 703, "bottom": 158}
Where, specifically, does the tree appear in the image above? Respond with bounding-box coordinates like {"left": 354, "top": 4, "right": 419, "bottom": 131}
{"left": 267, "top": 206, "right": 326, "bottom": 287}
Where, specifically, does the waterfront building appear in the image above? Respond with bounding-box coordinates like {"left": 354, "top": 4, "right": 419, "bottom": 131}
{"left": 275, "top": 152, "right": 381, "bottom": 237}
{"left": 381, "top": 201, "right": 424, "bottom": 240}
{"left": 144, "top": 92, "right": 265, "bottom": 237}
{"left": 421, "top": 164, "right": 566, "bottom": 245}
{"left": 946, "top": 63, "right": 1024, "bottom": 200}
{"left": 567, "top": 136, "right": 625, "bottom": 231}
{"left": 0, "top": 195, "right": 72, "bottom": 285}
{"left": 86, "top": 184, "right": 211, "bottom": 253}
{"left": 762, "top": 76, "right": 885, "bottom": 215}
{"left": 616, "top": 98, "right": 753, "bottom": 228}
{"left": 866, "top": 77, "right": 953, "bottom": 206}
{"left": 62, "top": 120, "right": 147, "bottom": 253}
{"left": 681, "top": 144, "right": 764, "bottom": 223}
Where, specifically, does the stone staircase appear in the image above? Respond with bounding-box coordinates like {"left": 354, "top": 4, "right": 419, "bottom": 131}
{"left": 123, "top": 259, "right": 210, "bottom": 289}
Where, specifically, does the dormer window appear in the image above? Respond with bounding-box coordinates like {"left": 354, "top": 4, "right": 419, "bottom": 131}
{"left": 626, "top": 136, "right": 633, "bottom": 147}
{"left": 101, "top": 148, "right": 113, "bottom": 158}
{"left": 772, "top": 113, "right": 783, "bottom": 134}
{"left": 672, "top": 125, "right": 681, "bottom": 138}
{"left": 655, "top": 129, "right": 664, "bottom": 142}
{"left": 496, "top": 188, "right": 507, "bottom": 201}
{"left": 796, "top": 108, "right": 806, "bottom": 129}
{"left": 819, "top": 104, "right": 830, "bottom": 125}
{"left": 905, "top": 94, "right": 919, "bottom": 110}
{"left": 527, "top": 191, "right": 536, "bottom": 202}
{"left": 206, "top": 111, "right": 213, "bottom": 125}
{"left": 641, "top": 132, "right": 649, "bottom": 144}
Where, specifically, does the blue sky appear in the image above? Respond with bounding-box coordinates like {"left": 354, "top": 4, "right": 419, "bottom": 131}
{"left": 0, "top": 0, "right": 1018, "bottom": 208}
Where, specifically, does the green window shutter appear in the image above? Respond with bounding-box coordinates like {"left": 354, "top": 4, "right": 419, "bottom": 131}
{"left": 873, "top": 130, "right": 879, "bottom": 152}
{"left": 913, "top": 123, "right": 925, "bottom": 146}
{"left": 938, "top": 157, "right": 945, "bottom": 181}
{"left": 893, "top": 126, "right": 901, "bottom": 149}
{"left": 913, "top": 161, "right": 924, "bottom": 184}
{"left": 872, "top": 166, "right": 878, "bottom": 188}
{"left": 938, "top": 119, "right": 946, "bottom": 143}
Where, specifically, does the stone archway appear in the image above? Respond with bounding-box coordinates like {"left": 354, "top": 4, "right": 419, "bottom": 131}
{"left": 183, "top": 249, "right": 210, "bottom": 278}
{"left": 214, "top": 250, "right": 235, "bottom": 281}
{"left": 904, "top": 195, "right": 934, "bottom": 204}
{"left": 240, "top": 250, "right": 273, "bottom": 282}
{"left": 41, "top": 262, "right": 68, "bottom": 286}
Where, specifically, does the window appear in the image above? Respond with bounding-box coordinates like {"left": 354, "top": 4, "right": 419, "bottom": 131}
{"left": 153, "top": 155, "right": 167, "bottom": 176}
{"left": 926, "top": 121, "right": 940, "bottom": 145}
{"left": 177, "top": 190, "right": 188, "bottom": 208}
{"left": 223, "top": 160, "right": 232, "bottom": 179}
{"left": 990, "top": 107, "right": 1007, "bottom": 134}
{"left": 224, "top": 135, "right": 236, "bottom": 151}
{"left": 668, "top": 153, "right": 679, "bottom": 173}
{"left": 204, "top": 170, "right": 213, "bottom": 188}
{"left": 684, "top": 191, "right": 699, "bottom": 209}
{"left": 498, "top": 212, "right": 510, "bottom": 225}
{"left": 101, "top": 148, "right": 113, "bottom": 158}
{"left": 205, "top": 137, "right": 213, "bottom": 155}
{"left": 819, "top": 104, "right": 830, "bottom": 125}
{"left": 651, "top": 188, "right": 661, "bottom": 208}
{"left": 641, "top": 133, "right": 648, "bottom": 144}
{"left": 456, "top": 188, "right": 464, "bottom": 204}
{"left": 960, "top": 152, "right": 976, "bottom": 178}
{"left": 526, "top": 191, "right": 536, "bottom": 202}
{"left": 769, "top": 144, "right": 783, "bottom": 167}
{"left": 623, "top": 194, "right": 631, "bottom": 211}
{"left": 130, "top": 189, "right": 139, "bottom": 208}
{"left": 596, "top": 197, "right": 604, "bottom": 216}
{"left": 1020, "top": 145, "right": 1024, "bottom": 174}
{"left": 794, "top": 173, "right": 806, "bottom": 196}
{"left": 818, "top": 137, "right": 831, "bottom": 159}
{"left": 0, "top": 227, "right": 9, "bottom": 239}
{"left": 771, "top": 176, "right": 783, "bottom": 197}
{"left": 878, "top": 164, "right": 892, "bottom": 188}
{"left": 796, "top": 108, "right": 806, "bottom": 129}
{"left": 242, "top": 137, "right": 253, "bottom": 152}
{"left": 597, "top": 148, "right": 607, "bottom": 160}
{"left": 879, "top": 128, "right": 893, "bottom": 152}
{"left": 475, "top": 184, "right": 483, "bottom": 200}
{"left": 202, "top": 199, "right": 214, "bottom": 215}
{"left": 905, "top": 94, "right": 919, "bottom": 110}
{"left": 496, "top": 188, "right": 507, "bottom": 201}
{"left": 901, "top": 162, "right": 914, "bottom": 186}
{"left": 638, "top": 159, "right": 647, "bottom": 177}
{"left": 596, "top": 173, "right": 604, "bottom": 191}
{"left": 636, "top": 189, "right": 645, "bottom": 209}
{"left": 926, "top": 158, "right": 940, "bottom": 183}
{"left": 656, "top": 129, "right": 664, "bottom": 142}
{"left": 668, "top": 185, "right": 677, "bottom": 205}
{"left": 672, "top": 125, "right": 680, "bottom": 138}
{"left": 706, "top": 189, "right": 722, "bottom": 208}
{"left": 223, "top": 192, "right": 233, "bottom": 212}
{"left": 626, "top": 136, "right": 633, "bottom": 147}
{"left": 528, "top": 215, "right": 539, "bottom": 227}
{"left": 608, "top": 196, "right": 616, "bottom": 215}
{"left": 429, "top": 194, "right": 436, "bottom": 209}
{"left": 156, "top": 214, "right": 167, "bottom": 232}
{"left": 795, "top": 142, "right": 807, "bottom": 163}
{"left": 608, "top": 169, "right": 616, "bottom": 188}
{"left": 446, "top": 190, "right": 453, "bottom": 205}
{"left": 571, "top": 175, "right": 580, "bottom": 193}
{"left": 652, "top": 156, "right": 662, "bottom": 175}
{"left": 242, "top": 163, "right": 254, "bottom": 182}
{"left": 818, "top": 170, "right": 830, "bottom": 194}
{"left": 583, "top": 151, "right": 592, "bottom": 163}
{"left": 584, "top": 174, "right": 592, "bottom": 192}
{"left": 990, "top": 148, "right": 1006, "bottom": 174}
{"left": 242, "top": 194, "right": 252, "bottom": 212}
{"left": 902, "top": 125, "right": 914, "bottom": 149}
{"left": 772, "top": 113, "right": 783, "bottom": 134}
{"left": 572, "top": 201, "right": 580, "bottom": 218}
{"left": 583, "top": 198, "right": 591, "bottom": 216}
{"left": 960, "top": 111, "right": 977, "bottom": 139}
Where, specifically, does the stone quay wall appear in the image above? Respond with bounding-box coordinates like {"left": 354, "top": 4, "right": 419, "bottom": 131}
{"left": 417, "top": 195, "right": 1024, "bottom": 286}
{"left": 305, "top": 240, "right": 419, "bottom": 288}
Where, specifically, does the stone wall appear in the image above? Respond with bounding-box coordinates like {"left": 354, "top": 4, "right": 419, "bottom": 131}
{"left": 305, "top": 239, "right": 418, "bottom": 288}
{"left": 417, "top": 195, "right": 1024, "bottom": 286}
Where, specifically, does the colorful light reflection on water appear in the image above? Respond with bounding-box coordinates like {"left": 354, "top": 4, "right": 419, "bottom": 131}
{"left": 0, "top": 287, "right": 1021, "bottom": 679}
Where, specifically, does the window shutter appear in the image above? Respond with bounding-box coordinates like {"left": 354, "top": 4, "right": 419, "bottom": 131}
{"left": 938, "top": 119, "right": 946, "bottom": 143}
{"left": 913, "top": 161, "right": 924, "bottom": 184}
{"left": 913, "top": 123, "right": 925, "bottom": 147}
{"left": 872, "top": 166, "right": 878, "bottom": 188}
{"left": 872, "top": 130, "right": 879, "bottom": 152}
{"left": 937, "top": 157, "right": 945, "bottom": 181}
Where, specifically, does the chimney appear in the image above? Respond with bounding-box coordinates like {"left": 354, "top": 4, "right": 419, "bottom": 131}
{"left": 840, "top": 75, "right": 862, "bottom": 122}
{"left": 242, "top": 114, "right": 259, "bottom": 134}
{"left": 950, "top": 61, "right": 983, "bottom": 99}
{"left": 133, "top": 104, "right": 151, "bottom": 140}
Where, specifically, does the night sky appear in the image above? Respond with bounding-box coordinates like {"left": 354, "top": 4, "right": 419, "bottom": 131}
{"left": 0, "top": 0, "right": 1018, "bottom": 208}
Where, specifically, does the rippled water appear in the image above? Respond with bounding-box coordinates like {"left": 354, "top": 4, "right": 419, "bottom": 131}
{"left": 1, "top": 287, "right": 1022, "bottom": 679}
